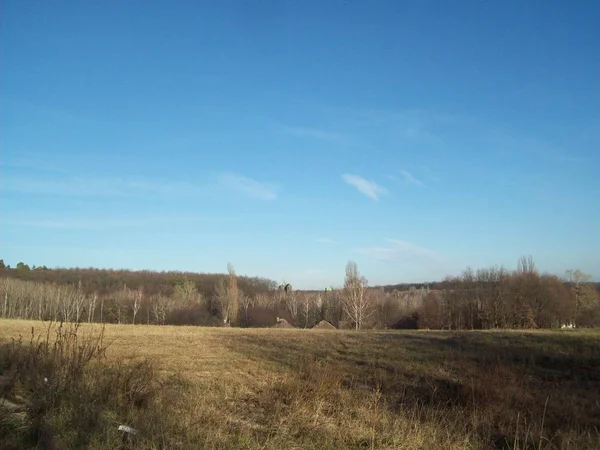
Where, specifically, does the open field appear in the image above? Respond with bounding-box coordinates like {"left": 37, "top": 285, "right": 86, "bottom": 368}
{"left": 1, "top": 319, "right": 599, "bottom": 449}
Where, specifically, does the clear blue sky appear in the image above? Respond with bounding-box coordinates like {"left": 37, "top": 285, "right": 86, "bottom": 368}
{"left": 1, "top": 1, "right": 599, "bottom": 288}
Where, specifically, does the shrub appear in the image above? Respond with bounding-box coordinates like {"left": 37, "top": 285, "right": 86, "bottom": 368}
{"left": 0, "top": 322, "right": 188, "bottom": 449}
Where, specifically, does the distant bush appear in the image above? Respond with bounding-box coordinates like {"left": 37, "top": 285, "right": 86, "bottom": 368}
{"left": 392, "top": 312, "right": 420, "bottom": 329}
{"left": 246, "top": 306, "right": 278, "bottom": 327}
{"left": 167, "top": 304, "right": 223, "bottom": 326}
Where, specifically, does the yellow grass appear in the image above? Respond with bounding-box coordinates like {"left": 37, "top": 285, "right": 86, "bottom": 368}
{"left": 1, "top": 319, "right": 599, "bottom": 449}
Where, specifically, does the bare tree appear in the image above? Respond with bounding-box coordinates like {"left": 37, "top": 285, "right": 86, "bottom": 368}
{"left": 298, "top": 293, "right": 313, "bottom": 328}
{"left": 74, "top": 280, "right": 86, "bottom": 323}
{"left": 152, "top": 295, "right": 170, "bottom": 325}
{"left": 132, "top": 289, "right": 142, "bottom": 325}
{"left": 58, "top": 285, "right": 78, "bottom": 322}
{"left": 517, "top": 255, "right": 537, "bottom": 275}
{"left": 285, "top": 292, "right": 298, "bottom": 323}
{"left": 254, "top": 293, "right": 273, "bottom": 309}
{"left": 2, "top": 291, "right": 8, "bottom": 318}
{"left": 99, "top": 295, "right": 105, "bottom": 323}
{"left": 87, "top": 293, "right": 98, "bottom": 323}
{"left": 566, "top": 269, "right": 598, "bottom": 325}
{"left": 174, "top": 279, "right": 200, "bottom": 306}
{"left": 213, "top": 279, "right": 229, "bottom": 323}
{"left": 238, "top": 292, "right": 253, "bottom": 326}
{"left": 341, "top": 261, "right": 373, "bottom": 330}
{"left": 212, "top": 263, "right": 240, "bottom": 325}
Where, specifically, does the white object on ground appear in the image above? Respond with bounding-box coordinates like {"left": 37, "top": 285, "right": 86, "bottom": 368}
{"left": 118, "top": 425, "right": 138, "bottom": 435}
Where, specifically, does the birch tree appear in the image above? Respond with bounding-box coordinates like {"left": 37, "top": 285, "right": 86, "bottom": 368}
{"left": 132, "top": 289, "right": 142, "bottom": 325}
{"left": 341, "top": 261, "right": 373, "bottom": 330}
{"left": 87, "top": 293, "right": 98, "bottom": 323}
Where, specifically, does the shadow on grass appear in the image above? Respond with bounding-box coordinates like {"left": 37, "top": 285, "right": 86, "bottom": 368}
{"left": 221, "top": 329, "right": 600, "bottom": 449}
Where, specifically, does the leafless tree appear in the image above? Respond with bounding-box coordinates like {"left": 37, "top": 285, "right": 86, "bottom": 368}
{"left": 566, "top": 269, "right": 598, "bottom": 325}
{"left": 87, "top": 293, "right": 98, "bottom": 323}
{"left": 285, "top": 292, "right": 298, "bottom": 323}
{"left": 99, "top": 295, "right": 105, "bottom": 323}
{"left": 152, "top": 295, "right": 169, "bottom": 325}
{"left": 174, "top": 279, "right": 200, "bottom": 306}
{"left": 2, "top": 291, "right": 7, "bottom": 318}
{"left": 275, "top": 280, "right": 298, "bottom": 323}
{"left": 132, "top": 289, "right": 142, "bottom": 325}
{"left": 212, "top": 263, "right": 240, "bottom": 325}
{"left": 517, "top": 255, "right": 537, "bottom": 275}
{"left": 74, "top": 281, "right": 86, "bottom": 323}
{"left": 298, "top": 293, "right": 313, "bottom": 328}
{"left": 341, "top": 261, "right": 373, "bottom": 330}
{"left": 253, "top": 293, "right": 273, "bottom": 309}
{"left": 238, "top": 292, "right": 253, "bottom": 326}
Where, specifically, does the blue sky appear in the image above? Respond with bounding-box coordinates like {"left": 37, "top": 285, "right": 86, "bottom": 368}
{"left": 1, "top": 1, "right": 599, "bottom": 288}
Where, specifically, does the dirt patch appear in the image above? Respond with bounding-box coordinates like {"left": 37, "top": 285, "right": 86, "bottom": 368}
{"left": 312, "top": 320, "right": 336, "bottom": 330}
{"left": 272, "top": 318, "right": 295, "bottom": 329}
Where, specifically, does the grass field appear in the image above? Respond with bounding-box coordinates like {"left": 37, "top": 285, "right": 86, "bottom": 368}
{"left": 1, "top": 319, "right": 599, "bottom": 449}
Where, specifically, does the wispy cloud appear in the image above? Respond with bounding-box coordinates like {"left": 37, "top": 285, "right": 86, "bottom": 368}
{"left": 342, "top": 174, "right": 388, "bottom": 201}
{"left": 2, "top": 172, "right": 279, "bottom": 201}
{"left": 4, "top": 219, "right": 143, "bottom": 230}
{"left": 399, "top": 169, "right": 424, "bottom": 186}
{"left": 316, "top": 105, "right": 590, "bottom": 165}
{"left": 1, "top": 214, "right": 207, "bottom": 230}
{"left": 356, "top": 239, "right": 445, "bottom": 264}
{"left": 218, "top": 173, "right": 278, "bottom": 200}
{"left": 322, "top": 107, "right": 444, "bottom": 145}
{"left": 280, "top": 125, "right": 344, "bottom": 142}
{"left": 1, "top": 176, "right": 208, "bottom": 198}
{"left": 0, "top": 152, "right": 68, "bottom": 173}
{"left": 316, "top": 237, "right": 335, "bottom": 244}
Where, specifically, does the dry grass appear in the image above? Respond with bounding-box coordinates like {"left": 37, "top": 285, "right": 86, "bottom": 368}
{"left": 1, "top": 320, "right": 599, "bottom": 449}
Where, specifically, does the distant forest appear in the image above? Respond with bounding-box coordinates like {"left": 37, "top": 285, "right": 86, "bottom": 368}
{"left": 1, "top": 257, "right": 599, "bottom": 329}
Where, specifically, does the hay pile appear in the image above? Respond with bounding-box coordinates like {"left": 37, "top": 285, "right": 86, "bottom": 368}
{"left": 272, "top": 318, "right": 295, "bottom": 328}
{"left": 312, "top": 320, "right": 336, "bottom": 330}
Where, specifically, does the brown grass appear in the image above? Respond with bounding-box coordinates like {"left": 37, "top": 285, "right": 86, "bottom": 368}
{"left": 1, "top": 319, "right": 599, "bottom": 449}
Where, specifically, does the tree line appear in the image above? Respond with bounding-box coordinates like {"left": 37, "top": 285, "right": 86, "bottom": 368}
{"left": 416, "top": 257, "right": 600, "bottom": 329}
{"left": 0, "top": 259, "right": 276, "bottom": 298}
{"left": 0, "top": 257, "right": 598, "bottom": 329}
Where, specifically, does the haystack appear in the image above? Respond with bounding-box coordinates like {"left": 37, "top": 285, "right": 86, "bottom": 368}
{"left": 312, "top": 320, "right": 336, "bottom": 330}
{"left": 272, "top": 318, "right": 295, "bottom": 328}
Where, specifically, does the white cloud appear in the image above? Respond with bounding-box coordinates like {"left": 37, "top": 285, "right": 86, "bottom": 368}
{"left": 400, "top": 169, "right": 424, "bottom": 186}
{"left": 342, "top": 174, "right": 388, "bottom": 201}
{"left": 356, "top": 239, "right": 445, "bottom": 264}
{"left": 316, "top": 238, "right": 335, "bottom": 244}
{"left": 218, "top": 173, "right": 278, "bottom": 200}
